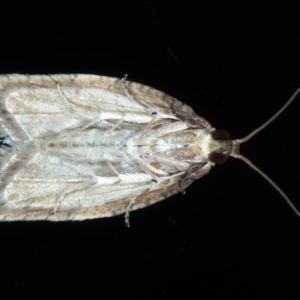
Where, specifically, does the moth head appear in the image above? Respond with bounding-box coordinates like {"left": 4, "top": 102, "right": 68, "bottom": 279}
{"left": 208, "top": 129, "right": 233, "bottom": 165}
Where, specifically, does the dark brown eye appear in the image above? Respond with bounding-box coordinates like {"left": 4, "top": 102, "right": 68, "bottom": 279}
{"left": 211, "top": 129, "right": 231, "bottom": 141}
{"left": 209, "top": 152, "right": 229, "bottom": 165}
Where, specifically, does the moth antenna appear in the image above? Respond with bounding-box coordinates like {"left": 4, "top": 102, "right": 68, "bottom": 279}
{"left": 239, "top": 86, "right": 300, "bottom": 143}
{"left": 232, "top": 152, "right": 300, "bottom": 217}
{"left": 230, "top": 86, "right": 300, "bottom": 217}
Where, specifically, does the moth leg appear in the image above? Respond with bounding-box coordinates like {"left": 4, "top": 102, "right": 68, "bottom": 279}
{"left": 125, "top": 196, "right": 138, "bottom": 227}
{"left": 106, "top": 119, "right": 124, "bottom": 134}
{"left": 105, "top": 104, "right": 145, "bottom": 134}
{"left": 83, "top": 110, "right": 126, "bottom": 132}
{"left": 125, "top": 184, "right": 154, "bottom": 227}
{"left": 106, "top": 161, "right": 120, "bottom": 176}
{"left": 177, "top": 180, "right": 186, "bottom": 194}
{"left": 81, "top": 118, "right": 102, "bottom": 131}
{"left": 82, "top": 106, "right": 127, "bottom": 132}
{"left": 177, "top": 163, "right": 212, "bottom": 194}
{"left": 139, "top": 115, "right": 157, "bottom": 136}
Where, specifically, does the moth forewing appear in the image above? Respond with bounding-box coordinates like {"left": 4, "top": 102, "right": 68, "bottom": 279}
{"left": 0, "top": 74, "right": 214, "bottom": 222}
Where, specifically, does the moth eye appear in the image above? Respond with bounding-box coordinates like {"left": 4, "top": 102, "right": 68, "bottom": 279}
{"left": 209, "top": 152, "right": 229, "bottom": 165}
{"left": 211, "top": 129, "right": 231, "bottom": 141}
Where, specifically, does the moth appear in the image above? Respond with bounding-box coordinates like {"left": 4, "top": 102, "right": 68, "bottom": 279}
{"left": 0, "top": 74, "right": 299, "bottom": 225}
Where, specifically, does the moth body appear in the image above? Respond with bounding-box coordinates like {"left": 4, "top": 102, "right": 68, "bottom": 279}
{"left": 0, "top": 74, "right": 295, "bottom": 223}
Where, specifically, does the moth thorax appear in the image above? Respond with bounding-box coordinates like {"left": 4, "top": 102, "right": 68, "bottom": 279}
{"left": 208, "top": 129, "right": 232, "bottom": 165}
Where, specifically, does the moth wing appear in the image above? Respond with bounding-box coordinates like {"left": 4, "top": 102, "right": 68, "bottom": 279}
{"left": 0, "top": 147, "right": 156, "bottom": 220}
{"left": 0, "top": 74, "right": 210, "bottom": 139}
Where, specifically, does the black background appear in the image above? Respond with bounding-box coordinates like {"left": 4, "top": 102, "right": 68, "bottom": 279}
{"left": 1, "top": 2, "right": 300, "bottom": 299}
